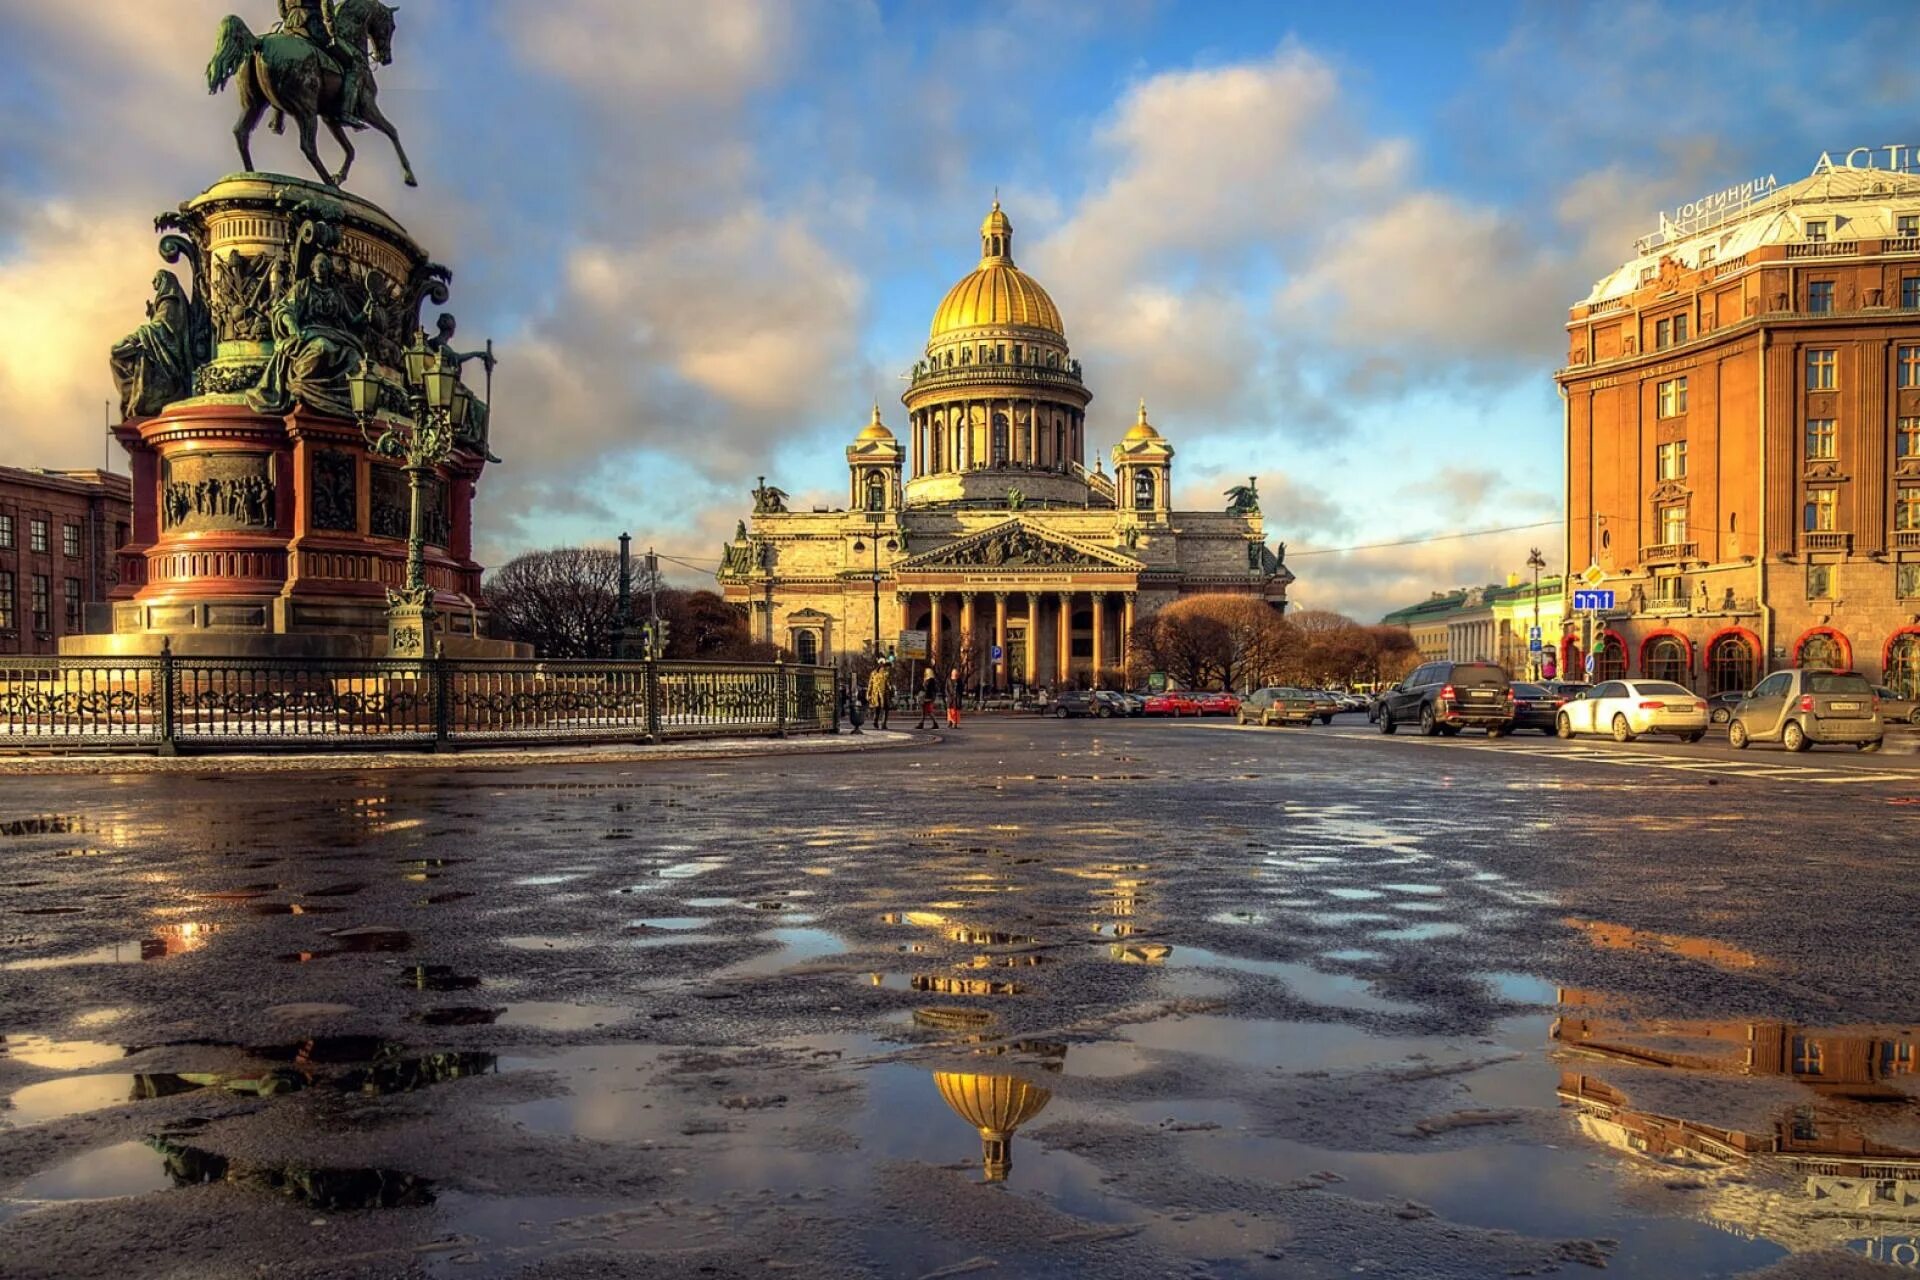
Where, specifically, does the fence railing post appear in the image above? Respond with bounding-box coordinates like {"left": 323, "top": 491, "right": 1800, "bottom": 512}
{"left": 157, "top": 639, "right": 178, "bottom": 756}
{"left": 643, "top": 654, "right": 660, "bottom": 743}
{"left": 432, "top": 641, "right": 452, "bottom": 751}
{"left": 774, "top": 658, "right": 788, "bottom": 738}
{"left": 832, "top": 668, "right": 842, "bottom": 734}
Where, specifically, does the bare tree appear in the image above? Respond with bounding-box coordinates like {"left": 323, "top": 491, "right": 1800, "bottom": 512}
{"left": 1131, "top": 595, "right": 1298, "bottom": 691}
{"left": 482, "top": 547, "right": 621, "bottom": 658}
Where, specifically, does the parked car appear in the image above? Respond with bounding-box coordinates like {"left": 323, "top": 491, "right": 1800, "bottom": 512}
{"left": 1871, "top": 685, "right": 1920, "bottom": 726}
{"left": 1377, "top": 661, "right": 1515, "bottom": 737}
{"left": 1508, "top": 681, "right": 1568, "bottom": 735}
{"left": 1337, "top": 692, "right": 1368, "bottom": 713}
{"left": 1556, "top": 680, "right": 1709, "bottom": 742}
{"left": 1299, "top": 690, "right": 1340, "bottom": 724}
{"left": 1197, "top": 691, "right": 1241, "bottom": 716}
{"left": 1238, "top": 687, "right": 1319, "bottom": 726}
{"left": 1729, "top": 669, "right": 1884, "bottom": 752}
{"left": 1049, "top": 690, "right": 1123, "bottom": 719}
{"left": 1704, "top": 690, "right": 1746, "bottom": 724}
{"left": 1543, "top": 681, "right": 1592, "bottom": 700}
{"left": 1142, "top": 691, "right": 1201, "bottom": 717}
{"left": 1115, "top": 692, "right": 1147, "bottom": 717}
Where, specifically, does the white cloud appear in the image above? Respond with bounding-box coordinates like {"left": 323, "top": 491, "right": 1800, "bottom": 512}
{"left": 501, "top": 0, "right": 792, "bottom": 105}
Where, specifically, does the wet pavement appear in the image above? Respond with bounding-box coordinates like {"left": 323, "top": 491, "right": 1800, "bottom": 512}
{"left": 1, "top": 716, "right": 1917, "bottom": 1278}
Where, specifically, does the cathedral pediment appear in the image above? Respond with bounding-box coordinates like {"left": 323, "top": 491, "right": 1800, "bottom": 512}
{"left": 898, "top": 520, "right": 1139, "bottom": 572}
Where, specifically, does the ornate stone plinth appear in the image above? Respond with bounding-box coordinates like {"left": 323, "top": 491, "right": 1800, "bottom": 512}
{"left": 72, "top": 172, "right": 517, "bottom": 659}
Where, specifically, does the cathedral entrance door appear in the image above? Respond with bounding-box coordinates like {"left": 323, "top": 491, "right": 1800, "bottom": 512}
{"left": 1008, "top": 624, "right": 1027, "bottom": 688}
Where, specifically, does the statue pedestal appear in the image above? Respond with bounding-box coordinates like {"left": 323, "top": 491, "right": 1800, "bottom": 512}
{"left": 74, "top": 171, "right": 522, "bottom": 660}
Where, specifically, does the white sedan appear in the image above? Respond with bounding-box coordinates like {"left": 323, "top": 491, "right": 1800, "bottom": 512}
{"left": 1555, "top": 680, "right": 1710, "bottom": 743}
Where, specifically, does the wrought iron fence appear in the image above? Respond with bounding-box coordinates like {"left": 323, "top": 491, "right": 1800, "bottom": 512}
{"left": 0, "top": 651, "right": 839, "bottom": 754}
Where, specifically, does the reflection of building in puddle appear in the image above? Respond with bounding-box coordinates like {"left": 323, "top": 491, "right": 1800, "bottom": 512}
{"left": 1562, "top": 918, "right": 1763, "bottom": 971}
{"left": 933, "top": 1071, "right": 1056, "bottom": 1182}
{"left": 905, "top": 975, "right": 1023, "bottom": 996}
{"left": 146, "top": 1134, "right": 433, "bottom": 1210}
{"left": 139, "top": 922, "right": 220, "bottom": 961}
{"left": 1110, "top": 943, "right": 1172, "bottom": 964}
{"left": 1554, "top": 994, "right": 1920, "bottom": 1261}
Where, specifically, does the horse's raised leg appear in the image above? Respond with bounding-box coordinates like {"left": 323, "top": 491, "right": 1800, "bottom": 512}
{"left": 326, "top": 117, "right": 357, "bottom": 186}
{"left": 235, "top": 71, "right": 269, "bottom": 172}
{"left": 296, "top": 111, "right": 336, "bottom": 187}
{"left": 361, "top": 99, "right": 418, "bottom": 188}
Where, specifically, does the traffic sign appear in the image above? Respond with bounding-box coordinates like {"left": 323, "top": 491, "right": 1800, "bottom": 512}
{"left": 1584, "top": 652, "right": 1597, "bottom": 676}
{"left": 1571, "top": 589, "right": 1615, "bottom": 611}
{"left": 1529, "top": 625, "right": 1543, "bottom": 644}
{"left": 1580, "top": 563, "right": 1606, "bottom": 588}
{"left": 896, "top": 629, "right": 928, "bottom": 659}
{"left": 990, "top": 644, "right": 1004, "bottom": 662}
{"left": 1528, "top": 636, "right": 1543, "bottom": 652}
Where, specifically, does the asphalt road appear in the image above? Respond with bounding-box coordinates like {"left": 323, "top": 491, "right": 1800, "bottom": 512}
{"left": 1, "top": 716, "right": 1916, "bottom": 1279}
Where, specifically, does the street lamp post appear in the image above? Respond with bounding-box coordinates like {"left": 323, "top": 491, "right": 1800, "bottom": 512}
{"left": 854, "top": 511, "right": 896, "bottom": 657}
{"left": 1526, "top": 546, "right": 1548, "bottom": 680}
{"left": 350, "top": 332, "right": 466, "bottom": 661}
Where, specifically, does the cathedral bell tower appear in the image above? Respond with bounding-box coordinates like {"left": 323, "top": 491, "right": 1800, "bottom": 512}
{"left": 847, "top": 404, "right": 904, "bottom": 514}
{"left": 1112, "top": 400, "right": 1173, "bottom": 522}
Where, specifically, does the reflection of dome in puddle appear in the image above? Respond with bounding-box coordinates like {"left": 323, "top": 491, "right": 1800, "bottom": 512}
{"left": 913, "top": 1006, "right": 995, "bottom": 1031}
{"left": 1111, "top": 943, "right": 1171, "bottom": 964}
{"left": 934, "top": 1071, "right": 1055, "bottom": 1182}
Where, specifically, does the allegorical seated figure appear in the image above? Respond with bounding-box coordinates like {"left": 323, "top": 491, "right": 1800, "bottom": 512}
{"left": 110, "top": 270, "right": 194, "bottom": 418}
{"left": 247, "top": 253, "right": 364, "bottom": 418}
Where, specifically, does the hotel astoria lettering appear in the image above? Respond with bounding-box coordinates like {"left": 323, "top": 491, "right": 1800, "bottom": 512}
{"left": 1811, "top": 146, "right": 1920, "bottom": 175}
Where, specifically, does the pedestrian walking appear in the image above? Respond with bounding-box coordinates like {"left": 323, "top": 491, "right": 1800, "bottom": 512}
{"left": 917, "top": 667, "right": 938, "bottom": 730}
{"left": 945, "top": 666, "right": 963, "bottom": 730}
{"left": 867, "top": 661, "right": 892, "bottom": 731}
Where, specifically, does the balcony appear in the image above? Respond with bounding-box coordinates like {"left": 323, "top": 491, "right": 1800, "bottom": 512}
{"left": 1786, "top": 240, "right": 1860, "bottom": 259}
{"left": 1639, "top": 542, "right": 1697, "bottom": 565}
{"left": 1799, "top": 531, "right": 1852, "bottom": 553}
{"left": 1894, "top": 530, "right": 1920, "bottom": 551}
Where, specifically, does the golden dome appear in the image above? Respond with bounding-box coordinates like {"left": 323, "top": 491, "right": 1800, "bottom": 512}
{"left": 934, "top": 1070, "right": 1053, "bottom": 1135}
{"left": 857, "top": 403, "right": 893, "bottom": 441}
{"left": 929, "top": 202, "right": 1064, "bottom": 341}
{"left": 1124, "top": 399, "right": 1161, "bottom": 441}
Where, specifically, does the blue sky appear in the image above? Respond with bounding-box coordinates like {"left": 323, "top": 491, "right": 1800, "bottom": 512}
{"left": 3, "top": 1, "right": 1919, "bottom": 617}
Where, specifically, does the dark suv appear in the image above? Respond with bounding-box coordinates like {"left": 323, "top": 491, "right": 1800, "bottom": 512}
{"left": 1377, "top": 661, "right": 1515, "bottom": 737}
{"left": 1049, "top": 690, "right": 1124, "bottom": 719}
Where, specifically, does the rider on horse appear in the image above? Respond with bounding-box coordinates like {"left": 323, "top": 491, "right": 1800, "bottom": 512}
{"left": 276, "top": 0, "right": 366, "bottom": 128}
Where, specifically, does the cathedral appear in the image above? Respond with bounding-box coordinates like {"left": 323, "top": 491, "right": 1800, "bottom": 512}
{"left": 717, "top": 203, "right": 1292, "bottom": 689}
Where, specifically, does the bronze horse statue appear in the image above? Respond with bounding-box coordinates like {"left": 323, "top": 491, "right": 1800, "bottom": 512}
{"left": 207, "top": 0, "right": 418, "bottom": 189}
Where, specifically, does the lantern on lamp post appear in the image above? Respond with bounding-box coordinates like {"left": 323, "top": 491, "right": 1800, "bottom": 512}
{"left": 350, "top": 330, "right": 469, "bottom": 660}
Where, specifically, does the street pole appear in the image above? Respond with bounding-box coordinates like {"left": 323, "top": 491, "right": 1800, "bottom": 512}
{"left": 647, "top": 547, "right": 660, "bottom": 657}
{"left": 1526, "top": 546, "right": 1546, "bottom": 680}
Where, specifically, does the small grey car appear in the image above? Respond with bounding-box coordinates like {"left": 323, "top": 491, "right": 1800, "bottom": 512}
{"left": 1728, "top": 668, "right": 1884, "bottom": 752}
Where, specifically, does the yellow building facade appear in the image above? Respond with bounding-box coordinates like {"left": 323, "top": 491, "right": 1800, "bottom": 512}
{"left": 718, "top": 204, "right": 1293, "bottom": 689}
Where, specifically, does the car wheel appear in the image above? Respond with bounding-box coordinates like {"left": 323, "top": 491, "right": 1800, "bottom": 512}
{"left": 1728, "top": 719, "right": 1749, "bottom": 749}
{"left": 1488, "top": 725, "right": 1509, "bottom": 739}
{"left": 1439, "top": 724, "right": 1461, "bottom": 737}
{"left": 1611, "top": 713, "right": 1635, "bottom": 743}
{"left": 1910, "top": 708, "right": 1920, "bottom": 726}
{"left": 1860, "top": 739, "right": 1884, "bottom": 753}
{"left": 1054, "top": 706, "right": 1069, "bottom": 719}
{"left": 1320, "top": 714, "right": 1334, "bottom": 725}
{"left": 1710, "top": 707, "right": 1729, "bottom": 724}
{"left": 1556, "top": 712, "right": 1574, "bottom": 739}
{"left": 1783, "top": 720, "right": 1809, "bottom": 752}
{"left": 1683, "top": 731, "right": 1705, "bottom": 744}
{"left": 1379, "top": 707, "right": 1397, "bottom": 735}
{"left": 1097, "top": 707, "right": 1113, "bottom": 719}
{"left": 1419, "top": 705, "right": 1439, "bottom": 737}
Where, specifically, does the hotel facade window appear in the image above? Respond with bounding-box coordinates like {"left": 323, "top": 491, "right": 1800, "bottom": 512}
{"left": 0, "top": 514, "right": 11, "bottom": 549}
{"left": 0, "top": 571, "right": 12, "bottom": 629}
{"left": 1657, "top": 439, "right": 1688, "bottom": 480}
{"left": 1805, "top": 418, "right": 1837, "bottom": 461}
{"left": 29, "top": 518, "right": 47, "bottom": 553}
{"left": 1804, "top": 487, "right": 1837, "bottom": 531}
{"left": 1905, "top": 276, "right": 1920, "bottom": 309}
{"left": 1902, "top": 563, "right": 1920, "bottom": 599}
{"left": 1903, "top": 346, "right": 1920, "bottom": 389}
{"left": 1805, "top": 220, "right": 1828, "bottom": 243}
{"left": 1898, "top": 487, "right": 1920, "bottom": 531}
{"left": 1806, "top": 562, "right": 1835, "bottom": 600}
{"left": 1657, "top": 376, "right": 1688, "bottom": 418}
{"left": 62, "top": 523, "right": 79, "bottom": 558}
{"left": 1653, "top": 573, "right": 1684, "bottom": 608}
{"left": 63, "top": 578, "right": 81, "bottom": 630}
{"left": 30, "top": 574, "right": 49, "bottom": 632}
{"left": 1660, "top": 503, "right": 1688, "bottom": 545}
{"left": 1903, "top": 214, "right": 1920, "bottom": 238}
{"left": 1808, "top": 280, "right": 1834, "bottom": 314}
{"left": 1806, "top": 349, "right": 1837, "bottom": 391}
{"left": 1901, "top": 417, "right": 1920, "bottom": 460}
{"left": 1654, "top": 315, "right": 1690, "bottom": 349}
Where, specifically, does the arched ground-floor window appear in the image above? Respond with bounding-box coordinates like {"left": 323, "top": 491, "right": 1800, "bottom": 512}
{"left": 1707, "top": 632, "right": 1757, "bottom": 694}
{"left": 1796, "top": 629, "right": 1848, "bottom": 670}
{"left": 1643, "top": 634, "right": 1689, "bottom": 684}
{"left": 1595, "top": 633, "right": 1628, "bottom": 681}
{"left": 1886, "top": 631, "right": 1920, "bottom": 699}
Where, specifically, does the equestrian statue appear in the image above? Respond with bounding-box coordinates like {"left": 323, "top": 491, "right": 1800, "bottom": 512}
{"left": 207, "top": 0, "right": 418, "bottom": 189}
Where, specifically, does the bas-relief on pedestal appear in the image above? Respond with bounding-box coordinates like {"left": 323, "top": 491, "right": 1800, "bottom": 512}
{"left": 80, "top": 173, "right": 503, "bottom": 657}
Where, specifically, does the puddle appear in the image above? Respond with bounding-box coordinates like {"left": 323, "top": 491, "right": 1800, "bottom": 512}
{"left": 414, "top": 1007, "right": 501, "bottom": 1027}
{"left": 3, "top": 927, "right": 217, "bottom": 969}
{"left": 1206, "top": 910, "right": 1272, "bottom": 926}
{"left": 0, "top": 1140, "right": 175, "bottom": 1220}
{"left": 494, "top": 1003, "right": 628, "bottom": 1032}
{"left": 0, "top": 1035, "right": 125, "bottom": 1070}
{"left": 501, "top": 935, "right": 598, "bottom": 952}
{"left": 627, "top": 917, "right": 711, "bottom": 931}
{"left": 146, "top": 1136, "right": 434, "bottom": 1211}
{"left": 246, "top": 903, "right": 342, "bottom": 916}
{"left": 1158, "top": 946, "right": 1413, "bottom": 1013}
{"left": 868, "top": 973, "right": 1024, "bottom": 996}
{"left": 720, "top": 928, "right": 848, "bottom": 977}
{"left": 1321, "top": 948, "right": 1384, "bottom": 963}
{"left": 1483, "top": 972, "right": 1561, "bottom": 1004}
{"left": 1375, "top": 921, "right": 1467, "bottom": 942}
{"left": 281, "top": 927, "right": 413, "bottom": 962}
{"left": 1324, "top": 888, "right": 1383, "bottom": 901}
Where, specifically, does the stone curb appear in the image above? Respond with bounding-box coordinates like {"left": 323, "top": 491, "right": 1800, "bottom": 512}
{"left": 0, "top": 729, "right": 931, "bottom": 776}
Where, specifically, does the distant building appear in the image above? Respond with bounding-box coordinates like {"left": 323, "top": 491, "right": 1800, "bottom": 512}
{"left": 0, "top": 468, "right": 132, "bottom": 655}
{"left": 1559, "top": 165, "right": 1920, "bottom": 695}
{"left": 1382, "top": 575, "right": 1565, "bottom": 676}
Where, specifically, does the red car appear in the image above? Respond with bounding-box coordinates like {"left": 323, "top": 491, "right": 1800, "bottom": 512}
{"left": 1197, "top": 692, "right": 1241, "bottom": 716}
{"left": 1143, "top": 692, "right": 1201, "bottom": 716}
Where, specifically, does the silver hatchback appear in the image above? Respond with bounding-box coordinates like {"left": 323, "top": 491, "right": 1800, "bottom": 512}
{"left": 1729, "top": 668, "right": 1884, "bottom": 752}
